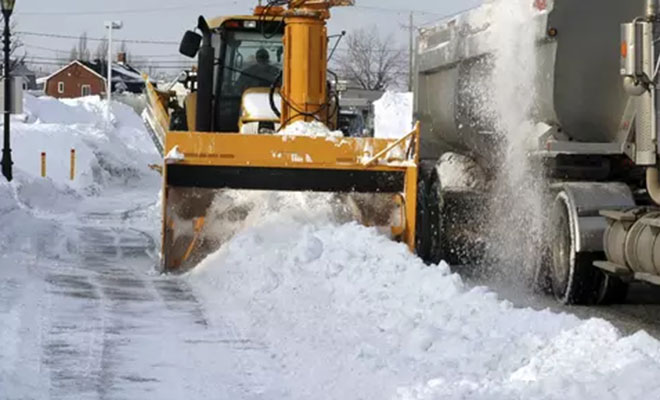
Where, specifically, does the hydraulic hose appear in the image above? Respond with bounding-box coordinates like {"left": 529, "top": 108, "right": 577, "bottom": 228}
{"left": 647, "top": 166, "right": 660, "bottom": 206}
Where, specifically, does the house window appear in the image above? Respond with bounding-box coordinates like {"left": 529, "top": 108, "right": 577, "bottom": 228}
{"left": 57, "top": 82, "right": 64, "bottom": 94}
{"left": 81, "top": 84, "right": 91, "bottom": 96}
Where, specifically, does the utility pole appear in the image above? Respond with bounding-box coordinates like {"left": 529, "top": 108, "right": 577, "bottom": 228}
{"left": 1, "top": 0, "right": 16, "bottom": 182}
{"left": 104, "top": 20, "right": 123, "bottom": 123}
{"left": 408, "top": 11, "right": 414, "bottom": 92}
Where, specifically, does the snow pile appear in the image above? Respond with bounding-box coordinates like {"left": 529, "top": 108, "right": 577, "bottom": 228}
{"left": 279, "top": 120, "right": 344, "bottom": 138}
{"left": 15, "top": 94, "right": 159, "bottom": 192}
{"left": 374, "top": 91, "right": 413, "bottom": 139}
{"left": 187, "top": 194, "right": 660, "bottom": 399}
{"left": 0, "top": 94, "right": 160, "bottom": 256}
{"left": 0, "top": 175, "right": 75, "bottom": 258}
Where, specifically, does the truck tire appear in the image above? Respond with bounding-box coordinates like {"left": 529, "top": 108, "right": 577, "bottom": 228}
{"left": 415, "top": 171, "right": 443, "bottom": 265}
{"left": 596, "top": 274, "right": 629, "bottom": 305}
{"left": 549, "top": 194, "right": 601, "bottom": 305}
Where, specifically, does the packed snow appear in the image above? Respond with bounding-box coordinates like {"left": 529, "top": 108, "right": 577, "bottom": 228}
{"left": 2, "top": 94, "right": 660, "bottom": 400}
{"left": 187, "top": 192, "right": 660, "bottom": 399}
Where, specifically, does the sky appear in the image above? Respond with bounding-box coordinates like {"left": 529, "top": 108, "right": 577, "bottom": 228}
{"left": 11, "top": 0, "right": 482, "bottom": 76}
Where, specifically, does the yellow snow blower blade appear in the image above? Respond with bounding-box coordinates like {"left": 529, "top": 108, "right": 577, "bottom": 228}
{"left": 143, "top": 0, "right": 420, "bottom": 272}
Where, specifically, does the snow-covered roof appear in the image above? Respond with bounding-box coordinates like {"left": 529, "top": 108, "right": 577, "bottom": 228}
{"left": 42, "top": 60, "right": 107, "bottom": 84}
{"left": 112, "top": 63, "right": 144, "bottom": 82}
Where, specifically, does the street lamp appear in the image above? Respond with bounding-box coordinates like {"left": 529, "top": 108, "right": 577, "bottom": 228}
{"left": 104, "top": 20, "right": 122, "bottom": 123}
{"left": 1, "top": 0, "right": 15, "bottom": 182}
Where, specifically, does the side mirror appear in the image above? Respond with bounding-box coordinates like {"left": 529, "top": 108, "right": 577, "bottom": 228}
{"left": 180, "top": 31, "right": 202, "bottom": 58}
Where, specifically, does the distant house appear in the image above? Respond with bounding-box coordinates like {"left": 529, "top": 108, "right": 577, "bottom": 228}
{"left": 42, "top": 53, "right": 147, "bottom": 99}
{"left": 0, "top": 60, "right": 38, "bottom": 90}
{"left": 85, "top": 53, "right": 147, "bottom": 95}
{"left": 12, "top": 61, "right": 38, "bottom": 90}
{"left": 43, "top": 60, "right": 106, "bottom": 99}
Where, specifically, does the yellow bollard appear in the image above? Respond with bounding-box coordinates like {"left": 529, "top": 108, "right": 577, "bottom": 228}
{"left": 70, "top": 149, "right": 76, "bottom": 181}
{"left": 41, "top": 152, "right": 46, "bottom": 178}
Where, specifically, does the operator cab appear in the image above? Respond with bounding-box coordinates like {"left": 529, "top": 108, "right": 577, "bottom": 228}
{"left": 179, "top": 16, "right": 285, "bottom": 133}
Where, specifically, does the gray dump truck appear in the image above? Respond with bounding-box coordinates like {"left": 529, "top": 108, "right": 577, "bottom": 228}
{"left": 414, "top": 0, "right": 660, "bottom": 304}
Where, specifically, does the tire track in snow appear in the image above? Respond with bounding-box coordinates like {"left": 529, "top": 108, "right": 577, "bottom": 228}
{"left": 36, "top": 199, "right": 279, "bottom": 399}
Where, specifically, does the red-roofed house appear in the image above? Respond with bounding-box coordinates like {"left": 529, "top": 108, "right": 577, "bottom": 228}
{"left": 43, "top": 60, "right": 106, "bottom": 99}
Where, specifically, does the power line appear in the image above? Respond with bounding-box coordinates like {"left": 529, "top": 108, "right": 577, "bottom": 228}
{"left": 18, "top": 31, "right": 178, "bottom": 45}
{"left": 24, "top": 60, "right": 194, "bottom": 70}
{"left": 24, "top": 43, "right": 185, "bottom": 59}
{"left": 353, "top": 5, "right": 444, "bottom": 16}
{"left": 26, "top": 56, "right": 194, "bottom": 66}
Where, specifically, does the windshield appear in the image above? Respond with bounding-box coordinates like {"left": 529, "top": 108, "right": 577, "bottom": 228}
{"left": 221, "top": 31, "right": 283, "bottom": 95}
{"left": 213, "top": 30, "right": 283, "bottom": 131}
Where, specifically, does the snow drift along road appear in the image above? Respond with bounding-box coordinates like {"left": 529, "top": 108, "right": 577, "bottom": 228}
{"left": 0, "top": 94, "right": 160, "bottom": 258}
{"left": 187, "top": 192, "right": 660, "bottom": 400}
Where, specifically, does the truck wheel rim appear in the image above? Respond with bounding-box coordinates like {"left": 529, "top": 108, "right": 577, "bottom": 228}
{"left": 551, "top": 199, "right": 573, "bottom": 299}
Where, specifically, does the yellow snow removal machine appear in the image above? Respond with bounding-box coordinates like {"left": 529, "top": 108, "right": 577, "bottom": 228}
{"left": 144, "top": 0, "right": 420, "bottom": 272}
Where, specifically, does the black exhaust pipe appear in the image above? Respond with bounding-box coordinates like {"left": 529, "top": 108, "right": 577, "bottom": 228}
{"left": 196, "top": 17, "right": 214, "bottom": 132}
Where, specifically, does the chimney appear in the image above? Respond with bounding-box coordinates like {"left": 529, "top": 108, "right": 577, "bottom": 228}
{"left": 117, "top": 52, "right": 127, "bottom": 65}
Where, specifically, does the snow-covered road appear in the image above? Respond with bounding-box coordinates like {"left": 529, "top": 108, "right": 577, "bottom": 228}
{"left": 0, "top": 191, "right": 286, "bottom": 399}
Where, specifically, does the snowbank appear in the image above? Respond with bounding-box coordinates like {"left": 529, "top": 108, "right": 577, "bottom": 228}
{"left": 15, "top": 94, "right": 159, "bottom": 192}
{"left": 187, "top": 193, "right": 660, "bottom": 399}
{"left": 374, "top": 91, "right": 414, "bottom": 139}
{"left": 0, "top": 94, "right": 160, "bottom": 256}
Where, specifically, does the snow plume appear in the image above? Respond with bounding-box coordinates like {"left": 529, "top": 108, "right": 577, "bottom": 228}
{"left": 483, "top": 0, "right": 546, "bottom": 281}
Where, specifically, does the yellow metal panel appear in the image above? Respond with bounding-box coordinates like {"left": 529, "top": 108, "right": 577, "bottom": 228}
{"left": 184, "top": 93, "right": 197, "bottom": 132}
{"left": 207, "top": 15, "right": 284, "bottom": 30}
{"left": 281, "top": 16, "right": 329, "bottom": 127}
{"left": 165, "top": 132, "right": 414, "bottom": 172}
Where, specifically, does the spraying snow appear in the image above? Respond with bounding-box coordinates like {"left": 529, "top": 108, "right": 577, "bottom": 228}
{"left": 374, "top": 91, "right": 414, "bottom": 139}
{"left": 483, "top": 0, "right": 547, "bottom": 279}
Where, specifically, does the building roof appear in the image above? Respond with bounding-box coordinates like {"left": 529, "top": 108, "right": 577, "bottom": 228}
{"left": 43, "top": 60, "right": 107, "bottom": 83}
{"left": 81, "top": 60, "right": 149, "bottom": 85}
{"left": 11, "top": 61, "right": 36, "bottom": 78}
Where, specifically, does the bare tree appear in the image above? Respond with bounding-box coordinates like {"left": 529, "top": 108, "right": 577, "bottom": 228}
{"left": 56, "top": 50, "right": 69, "bottom": 67}
{"left": 77, "top": 32, "right": 90, "bottom": 62}
{"left": 336, "top": 27, "right": 406, "bottom": 91}
{"left": 69, "top": 46, "right": 78, "bottom": 62}
{"left": 95, "top": 37, "right": 108, "bottom": 63}
{"left": 0, "top": 18, "right": 26, "bottom": 72}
